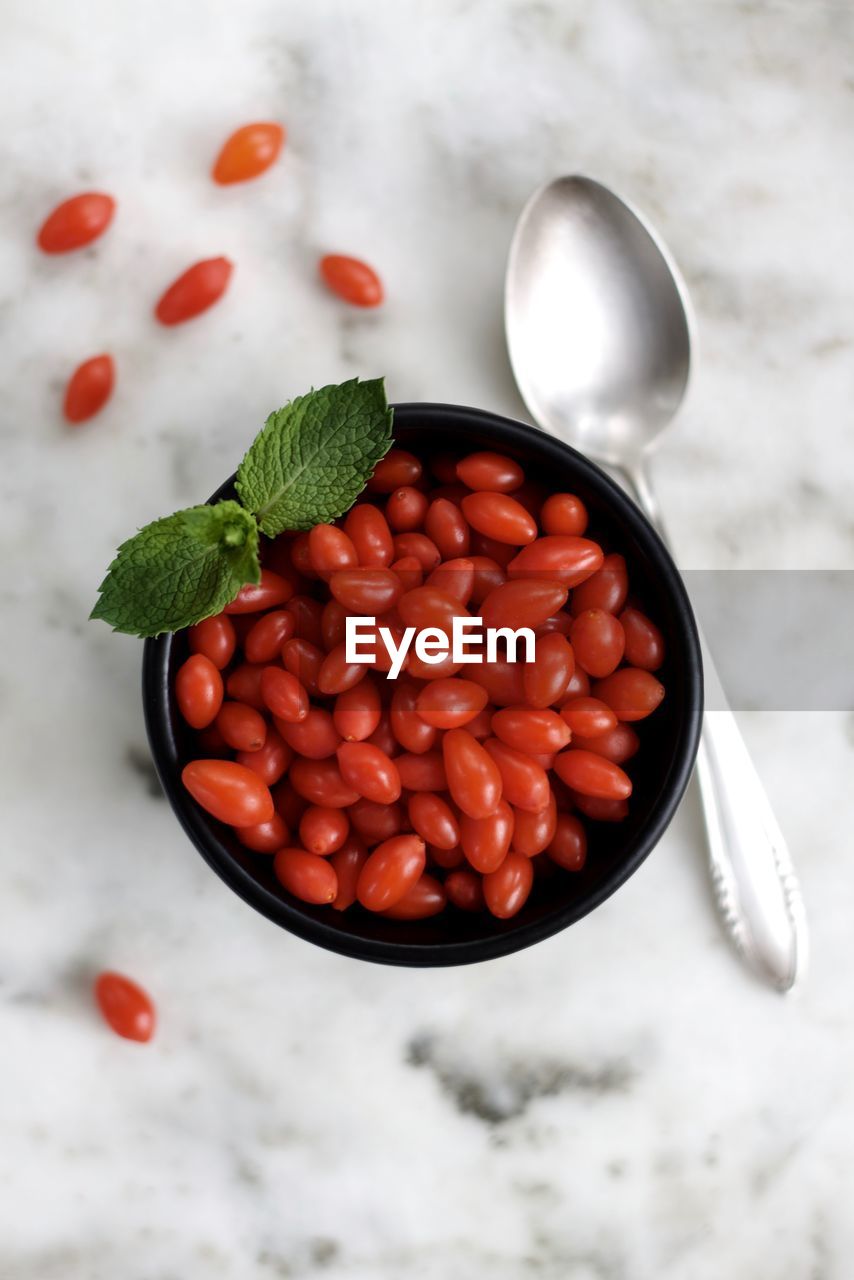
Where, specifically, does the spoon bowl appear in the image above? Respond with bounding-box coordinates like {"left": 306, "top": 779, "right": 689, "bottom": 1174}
{"left": 506, "top": 175, "right": 693, "bottom": 469}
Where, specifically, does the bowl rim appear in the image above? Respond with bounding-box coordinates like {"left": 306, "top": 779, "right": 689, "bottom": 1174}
{"left": 143, "top": 401, "right": 703, "bottom": 966}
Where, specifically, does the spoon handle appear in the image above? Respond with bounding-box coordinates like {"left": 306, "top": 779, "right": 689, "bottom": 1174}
{"left": 625, "top": 463, "right": 808, "bottom": 991}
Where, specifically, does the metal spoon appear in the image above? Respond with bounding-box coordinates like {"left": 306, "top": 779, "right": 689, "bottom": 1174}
{"left": 505, "top": 175, "right": 807, "bottom": 991}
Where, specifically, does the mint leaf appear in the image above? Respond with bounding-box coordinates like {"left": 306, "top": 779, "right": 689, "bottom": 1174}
{"left": 90, "top": 500, "right": 260, "bottom": 637}
{"left": 91, "top": 378, "right": 393, "bottom": 639}
{"left": 235, "top": 378, "right": 393, "bottom": 535}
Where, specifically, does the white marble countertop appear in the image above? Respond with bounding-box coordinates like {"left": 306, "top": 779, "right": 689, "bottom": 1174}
{"left": 2, "top": 1, "right": 853, "bottom": 1276}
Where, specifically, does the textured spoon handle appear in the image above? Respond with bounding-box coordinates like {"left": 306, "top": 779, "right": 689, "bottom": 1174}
{"left": 626, "top": 463, "right": 807, "bottom": 991}
{"left": 695, "top": 707, "right": 807, "bottom": 989}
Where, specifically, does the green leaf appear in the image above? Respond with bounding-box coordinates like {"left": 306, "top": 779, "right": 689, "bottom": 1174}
{"left": 235, "top": 378, "right": 393, "bottom": 535}
{"left": 90, "top": 500, "right": 260, "bottom": 637}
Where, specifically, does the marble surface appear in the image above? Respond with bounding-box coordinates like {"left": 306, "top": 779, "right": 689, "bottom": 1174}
{"left": 1, "top": 1, "right": 853, "bottom": 1276}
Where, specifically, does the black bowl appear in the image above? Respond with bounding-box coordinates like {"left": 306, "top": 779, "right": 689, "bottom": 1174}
{"left": 143, "top": 403, "right": 702, "bottom": 966}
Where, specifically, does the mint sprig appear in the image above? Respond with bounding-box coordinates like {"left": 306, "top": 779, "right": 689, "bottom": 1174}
{"left": 91, "top": 378, "right": 393, "bottom": 637}
{"left": 236, "top": 378, "right": 392, "bottom": 535}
